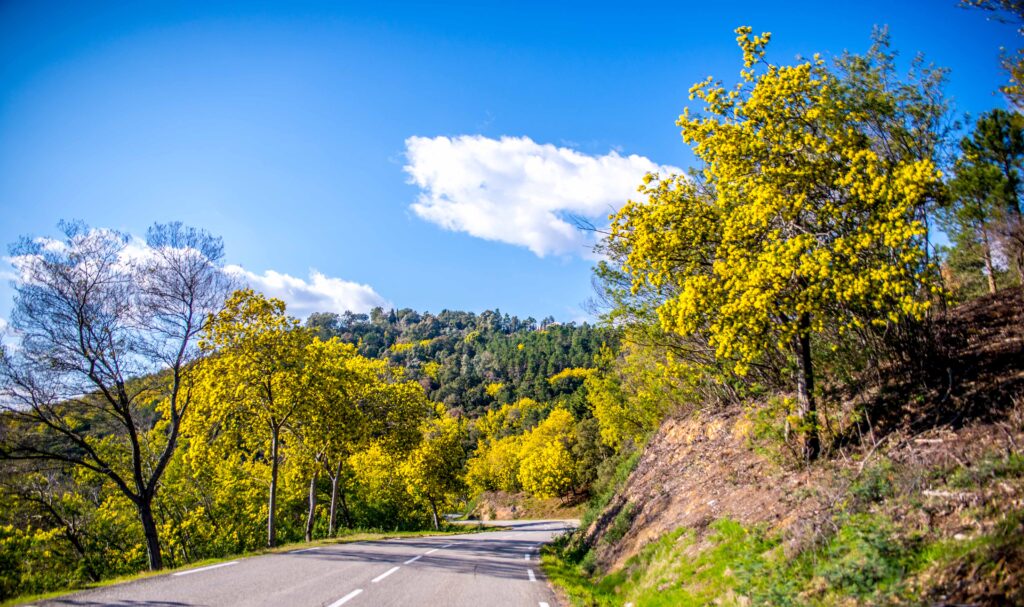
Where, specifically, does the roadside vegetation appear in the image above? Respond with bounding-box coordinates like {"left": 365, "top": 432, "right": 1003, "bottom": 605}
{"left": 0, "top": 231, "right": 613, "bottom": 601}
{"left": 3, "top": 4, "right": 1024, "bottom": 606}
{"left": 543, "top": 10, "right": 1024, "bottom": 607}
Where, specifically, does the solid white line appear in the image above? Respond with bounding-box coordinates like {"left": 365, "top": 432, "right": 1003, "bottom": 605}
{"left": 289, "top": 547, "right": 322, "bottom": 554}
{"left": 527, "top": 568, "right": 536, "bottom": 582}
{"left": 372, "top": 566, "right": 400, "bottom": 583}
{"left": 425, "top": 548, "right": 439, "bottom": 554}
{"left": 172, "top": 561, "right": 238, "bottom": 576}
{"left": 404, "top": 555, "right": 422, "bottom": 564}
{"left": 327, "top": 589, "right": 363, "bottom": 607}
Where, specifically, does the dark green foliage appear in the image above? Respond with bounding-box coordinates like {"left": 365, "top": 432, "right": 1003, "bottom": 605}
{"left": 571, "top": 418, "right": 613, "bottom": 489}
{"left": 848, "top": 459, "right": 897, "bottom": 505}
{"left": 941, "top": 109, "right": 1024, "bottom": 295}
{"left": 814, "top": 514, "right": 915, "bottom": 597}
{"left": 602, "top": 502, "right": 636, "bottom": 545}
{"left": 580, "top": 446, "right": 641, "bottom": 531}
{"left": 307, "top": 308, "right": 617, "bottom": 416}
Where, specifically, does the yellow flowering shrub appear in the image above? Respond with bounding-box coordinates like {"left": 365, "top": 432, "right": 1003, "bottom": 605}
{"left": 547, "top": 367, "right": 597, "bottom": 385}
{"left": 610, "top": 26, "right": 939, "bottom": 375}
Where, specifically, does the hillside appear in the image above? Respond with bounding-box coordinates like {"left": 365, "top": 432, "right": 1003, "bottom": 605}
{"left": 547, "top": 289, "right": 1024, "bottom": 606}
{"left": 306, "top": 308, "right": 616, "bottom": 416}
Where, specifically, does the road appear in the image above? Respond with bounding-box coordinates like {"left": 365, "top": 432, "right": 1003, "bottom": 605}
{"left": 34, "top": 520, "right": 576, "bottom": 607}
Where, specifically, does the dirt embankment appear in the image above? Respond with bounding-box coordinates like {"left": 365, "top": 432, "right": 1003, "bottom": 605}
{"left": 470, "top": 491, "right": 585, "bottom": 521}
{"left": 583, "top": 289, "right": 1024, "bottom": 578}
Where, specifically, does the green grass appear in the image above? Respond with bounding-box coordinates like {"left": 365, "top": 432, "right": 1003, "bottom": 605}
{"left": 579, "top": 448, "right": 642, "bottom": 531}
{"left": 544, "top": 446, "right": 1024, "bottom": 606}
{"left": 542, "top": 512, "right": 1008, "bottom": 606}
{"left": 946, "top": 451, "right": 1024, "bottom": 489}
{"left": 1, "top": 525, "right": 489, "bottom": 607}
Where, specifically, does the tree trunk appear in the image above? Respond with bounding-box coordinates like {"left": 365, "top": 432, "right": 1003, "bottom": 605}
{"left": 795, "top": 314, "right": 820, "bottom": 461}
{"left": 429, "top": 497, "right": 440, "bottom": 531}
{"left": 981, "top": 227, "right": 997, "bottom": 294}
{"left": 328, "top": 468, "right": 340, "bottom": 537}
{"left": 339, "top": 487, "right": 353, "bottom": 529}
{"left": 137, "top": 498, "right": 164, "bottom": 570}
{"left": 305, "top": 472, "right": 318, "bottom": 543}
{"left": 267, "top": 425, "right": 280, "bottom": 548}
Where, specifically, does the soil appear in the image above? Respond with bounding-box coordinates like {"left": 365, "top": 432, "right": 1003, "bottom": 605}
{"left": 582, "top": 288, "right": 1024, "bottom": 593}
{"left": 469, "top": 490, "right": 585, "bottom": 521}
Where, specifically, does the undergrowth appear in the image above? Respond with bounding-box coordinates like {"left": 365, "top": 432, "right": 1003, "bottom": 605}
{"left": 544, "top": 450, "right": 1024, "bottom": 606}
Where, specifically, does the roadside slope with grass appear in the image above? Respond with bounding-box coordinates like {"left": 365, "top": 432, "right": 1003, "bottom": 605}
{"left": 544, "top": 289, "right": 1024, "bottom": 606}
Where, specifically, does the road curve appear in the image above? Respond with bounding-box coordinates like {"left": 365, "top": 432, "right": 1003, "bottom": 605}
{"left": 34, "top": 519, "right": 576, "bottom": 607}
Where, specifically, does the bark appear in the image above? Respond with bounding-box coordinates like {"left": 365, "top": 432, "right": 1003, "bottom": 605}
{"left": 138, "top": 498, "right": 164, "bottom": 571}
{"left": 339, "top": 487, "right": 353, "bottom": 529}
{"left": 796, "top": 313, "right": 820, "bottom": 461}
{"left": 428, "top": 497, "right": 440, "bottom": 531}
{"left": 304, "top": 472, "right": 318, "bottom": 543}
{"left": 328, "top": 464, "right": 341, "bottom": 537}
{"left": 267, "top": 425, "right": 280, "bottom": 548}
{"left": 981, "top": 227, "right": 998, "bottom": 294}
{"left": 33, "top": 494, "right": 100, "bottom": 581}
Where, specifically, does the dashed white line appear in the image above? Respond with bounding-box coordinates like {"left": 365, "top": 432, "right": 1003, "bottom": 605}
{"left": 172, "top": 561, "right": 238, "bottom": 576}
{"left": 404, "top": 555, "right": 422, "bottom": 564}
{"left": 425, "top": 548, "right": 439, "bottom": 554}
{"left": 327, "top": 589, "right": 363, "bottom": 606}
{"left": 527, "top": 568, "right": 536, "bottom": 582}
{"left": 372, "top": 566, "right": 400, "bottom": 583}
{"left": 524, "top": 553, "right": 530, "bottom": 561}
{"left": 289, "top": 547, "right": 322, "bottom": 554}
{"left": 540, "top": 603, "right": 550, "bottom": 607}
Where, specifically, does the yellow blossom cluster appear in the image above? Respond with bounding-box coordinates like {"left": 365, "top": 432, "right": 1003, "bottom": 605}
{"left": 609, "top": 27, "right": 939, "bottom": 374}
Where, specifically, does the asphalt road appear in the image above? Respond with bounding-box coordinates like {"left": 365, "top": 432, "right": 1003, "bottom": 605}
{"left": 34, "top": 519, "right": 576, "bottom": 607}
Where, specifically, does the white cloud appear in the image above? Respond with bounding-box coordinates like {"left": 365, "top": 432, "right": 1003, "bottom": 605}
{"left": 404, "top": 135, "right": 683, "bottom": 257}
{"left": 4, "top": 227, "right": 388, "bottom": 320}
{"left": 224, "top": 266, "right": 389, "bottom": 318}
{"left": 0, "top": 316, "right": 15, "bottom": 350}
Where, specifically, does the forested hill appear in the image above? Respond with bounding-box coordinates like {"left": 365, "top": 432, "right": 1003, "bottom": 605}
{"left": 305, "top": 308, "right": 618, "bottom": 416}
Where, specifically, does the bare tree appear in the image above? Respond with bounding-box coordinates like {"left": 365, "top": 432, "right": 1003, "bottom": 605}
{"left": 0, "top": 221, "right": 232, "bottom": 570}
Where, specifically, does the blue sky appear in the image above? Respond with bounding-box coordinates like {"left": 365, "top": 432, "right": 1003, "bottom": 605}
{"left": 0, "top": 1, "right": 1017, "bottom": 325}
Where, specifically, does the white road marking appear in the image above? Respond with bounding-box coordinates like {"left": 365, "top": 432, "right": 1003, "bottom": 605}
{"left": 327, "top": 589, "right": 363, "bottom": 606}
{"left": 540, "top": 603, "right": 550, "bottom": 607}
{"left": 404, "top": 555, "right": 422, "bottom": 564}
{"left": 527, "top": 568, "right": 536, "bottom": 582}
{"left": 442, "top": 543, "right": 454, "bottom": 548}
{"left": 524, "top": 553, "right": 530, "bottom": 561}
{"left": 172, "top": 561, "right": 238, "bottom": 576}
{"left": 425, "top": 548, "right": 439, "bottom": 554}
{"left": 372, "top": 566, "right": 400, "bottom": 583}
{"left": 289, "top": 547, "right": 321, "bottom": 554}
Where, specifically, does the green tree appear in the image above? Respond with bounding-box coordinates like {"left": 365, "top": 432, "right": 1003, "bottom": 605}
{"left": 943, "top": 156, "right": 1012, "bottom": 296}
{"left": 958, "top": 109, "right": 1024, "bottom": 284}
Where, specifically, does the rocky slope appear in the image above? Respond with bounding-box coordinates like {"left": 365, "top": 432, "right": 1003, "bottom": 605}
{"left": 570, "top": 289, "right": 1024, "bottom": 605}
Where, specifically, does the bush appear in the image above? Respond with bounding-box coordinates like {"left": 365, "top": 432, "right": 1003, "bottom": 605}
{"left": 603, "top": 502, "right": 637, "bottom": 545}
{"left": 815, "top": 513, "right": 916, "bottom": 598}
